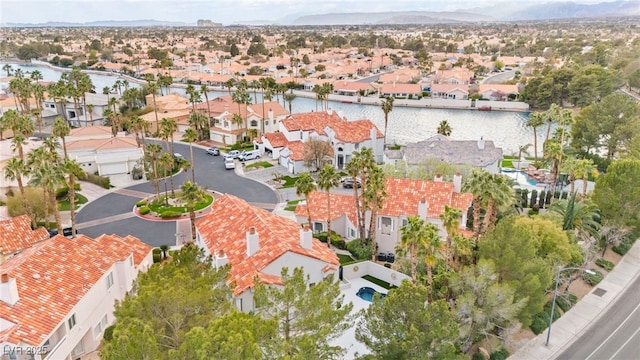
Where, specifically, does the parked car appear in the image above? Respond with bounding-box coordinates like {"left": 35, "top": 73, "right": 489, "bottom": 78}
{"left": 206, "top": 147, "right": 220, "bottom": 156}
{"left": 224, "top": 156, "right": 236, "bottom": 170}
{"left": 225, "top": 150, "right": 241, "bottom": 159}
{"left": 174, "top": 153, "right": 185, "bottom": 162}
{"left": 238, "top": 150, "right": 261, "bottom": 161}
{"left": 49, "top": 226, "right": 77, "bottom": 238}
{"left": 342, "top": 177, "right": 362, "bottom": 188}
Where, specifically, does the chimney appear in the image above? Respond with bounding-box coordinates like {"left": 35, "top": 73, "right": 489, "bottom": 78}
{"left": 477, "top": 137, "right": 485, "bottom": 150}
{"left": 300, "top": 224, "right": 313, "bottom": 250}
{"left": 215, "top": 249, "right": 228, "bottom": 268}
{"left": 453, "top": 172, "right": 462, "bottom": 193}
{"left": 0, "top": 273, "right": 19, "bottom": 305}
{"left": 246, "top": 227, "right": 259, "bottom": 256}
{"left": 417, "top": 198, "right": 428, "bottom": 220}
{"left": 434, "top": 173, "right": 443, "bottom": 182}
{"left": 268, "top": 108, "right": 274, "bottom": 121}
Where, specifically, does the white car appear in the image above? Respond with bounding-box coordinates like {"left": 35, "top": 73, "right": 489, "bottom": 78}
{"left": 224, "top": 156, "right": 236, "bottom": 170}
{"left": 239, "top": 150, "right": 261, "bottom": 161}
{"left": 225, "top": 150, "right": 241, "bottom": 159}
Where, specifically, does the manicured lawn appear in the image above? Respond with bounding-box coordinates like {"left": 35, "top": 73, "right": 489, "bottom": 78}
{"left": 58, "top": 193, "right": 88, "bottom": 211}
{"left": 284, "top": 199, "right": 302, "bottom": 211}
{"left": 148, "top": 194, "right": 213, "bottom": 214}
{"left": 338, "top": 253, "right": 356, "bottom": 265}
{"left": 502, "top": 159, "right": 514, "bottom": 168}
{"left": 279, "top": 175, "right": 298, "bottom": 188}
{"left": 245, "top": 161, "right": 274, "bottom": 169}
{"left": 362, "top": 275, "right": 398, "bottom": 290}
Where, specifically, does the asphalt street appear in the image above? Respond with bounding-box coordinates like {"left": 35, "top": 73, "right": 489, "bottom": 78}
{"left": 75, "top": 141, "right": 278, "bottom": 246}
{"left": 556, "top": 273, "right": 640, "bottom": 360}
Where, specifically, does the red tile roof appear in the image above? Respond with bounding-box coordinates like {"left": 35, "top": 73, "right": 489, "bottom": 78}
{"left": 263, "top": 132, "right": 288, "bottom": 148}
{"left": 295, "top": 191, "right": 358, "bottom": 225}
{"left": 280, "top": 111, "right": 344, "bottom": 135}
{"left": 282, "top": 140, "right": 305, "bottom": 161}
{"left": 0, "top": 216, "right": 49, "bottom": 257}
{"left": 330, "top": 119, "right": 383, "bottom": 143}
{"left": 0, "top": 234, "right": 152, "bottom": 346}
{"left": 195, "top": 194, "right": 339, "bottom": 296}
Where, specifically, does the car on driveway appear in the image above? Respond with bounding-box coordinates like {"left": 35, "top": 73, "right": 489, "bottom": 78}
{"left": 224, "top": 156, "right": 236, "bottom": 170}
{"left": 49, "top": 226, "right": 77, "bottom": 238}
{"left": 342, "top": 177, "right": 361, "bottom": 188}
{"left": 238, "top": 150, "right": 261, "bottom": 161}
{"left": 206, "top": 147, "right": 220, "bottom": 156}
{"left": 225, "top": 150, "right": 241, "bottom": 159}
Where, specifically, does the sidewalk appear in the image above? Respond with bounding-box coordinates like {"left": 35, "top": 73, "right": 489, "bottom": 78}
{"left": 510, "top": 240, "right": 640, "bottom": 359}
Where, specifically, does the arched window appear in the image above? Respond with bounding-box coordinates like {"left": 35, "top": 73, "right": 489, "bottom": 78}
{"left": 337, "top": 147, "right": 343, "bottom": 152}
{"left": 250, "top": 120, "right": 258, "bottom": 127}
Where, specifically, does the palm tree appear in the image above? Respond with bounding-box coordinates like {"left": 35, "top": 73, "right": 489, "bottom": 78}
{"left": 160, "top": 118, "right": 178, "bottom": 196}
{"left": 560, "top": 157, "right": 579, "bottom": 194}
{"left": 11, "top": 133, "right": 28, "bottom": 161}
{"left": 32, "top": 83, "right": 45, "bottom": 135}
{"left": 526, "top": 112, "right": 545, "bottom": 164}
{"left": 317, "top": 164, "right": 341, "bottom": 247}
{"left": 421, "top": 222, "right": 444, "bottom": 299}
{"left": 515, "top": 143, "right": 532, "bottom": 170}
{"left": 451, "top": 233, "right": 475, "bottom": 270}
{"left": 188, "top": 112, "right": 209, "bottom": 141}
{"left": 396, "top": 215, "right": 426, "bottom": 284}
{"left": 145, "top": 143, "right": 163, "bottom": 198}
{"left": 365, "top": 167, "right": 387, "bottom": 261}
{"left": 179, "top": 180, "right": 208, "bottom": 242}
{"left": 61, "top": 158, "right": 85, "bottom": 238}
{"left": 574, "top": 158, "right": 598, "bottom": 197}
{"left": 463, "top": 169, "right": 491, "bottom": 239}
{"left": 440, "top": 205, "right": 462, "bottom": 269}
{"left": 437, "top": 120, "right": 452, "bottom": 136}
{"left": 548, "top": 192, "right": 601, "bottom": 241}
{"left": 182, "top": 128, "right": 199, "bottom": 183}
{"left": 130, "top": 115, "right": 147, "bottom": 148}
{"left": 544, "top": 140, "right": 564, "bottom": 193}
{"left": 295, "top": 172, "right": 316, "bottom": 227}
{"left": 345, "top": 148, "right": 376, "bottom": 243}
{"left": 145, "top": 77, "right": 160, "bottom": 135}
{"left": 158, "top": 153, "right": 173, "bottom": 205}
{"left": 284, "top": 93, "right": 296, "bottom": 114}
{"left": 381, "top": 96, "right": 394, "bottom": 145}
{"left": 29, "top": 160, "right": 65, "bottom": 235}
{"left": 544, "top": 104, "right": 562, "bottom": 144}
{"left": 200, "top": 84, "right": 211, "bottom": 120}
{"left": 52, "top": 116, "right": 70, "bottom": 159}
{"left": 482, "top": 174, "right": 514, "bottom": 234}
{"left": 4, "top": 157, "right": 35, "bottom": 227}
{"left": 86, "top": 104, "right": 94, "bottom": 126}
{"left": 2, "top": 64, "right": 12, "bottom": 77}
{"left": 224, "top": 78, "right": 235, "bottom": 96}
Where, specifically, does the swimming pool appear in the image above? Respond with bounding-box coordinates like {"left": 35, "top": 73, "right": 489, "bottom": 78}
{"left": 356, "top": 287, "right": 387, "bottom": 302}
{"left": 501, "top": 169, "right": 545, "bottom": 188}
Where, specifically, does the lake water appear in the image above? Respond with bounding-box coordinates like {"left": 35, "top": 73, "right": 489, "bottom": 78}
{"left": 8, "top": 63, "right": 543, "bottom": 155}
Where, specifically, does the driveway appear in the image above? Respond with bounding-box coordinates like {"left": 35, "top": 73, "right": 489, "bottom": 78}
{"left": 75, "top": 141, "right": 278, "bottom": 246}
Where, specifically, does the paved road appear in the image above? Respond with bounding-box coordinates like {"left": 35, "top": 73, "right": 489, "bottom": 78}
{"left": 556, "top": 273, "right": 640, "bottom": 360}
{"left": 481, "top": 70, "right": 516, "bottom": 84}
{"left": 75, "top": 141, "right": 278, "bottom": 246}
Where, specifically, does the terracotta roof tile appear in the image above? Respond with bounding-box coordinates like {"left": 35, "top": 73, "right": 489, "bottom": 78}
{"left": 329, "top": 119, "right": 383, "bottom": 143}
{"left": 282, "top": 140, "right": 305, "bottom": 161}
{"left": 0, "top": 216, "right": 49, "bottom": 257}
{"left": 0, "top": 234, "right": 152, "bottom": 346}
{"left": 295, "top": 192, "right": 358, "bottom": 225}
{"left": 263, "top": 132, "right": 288, "bottom": 148}
{"left": 195, "top": 195, "right": 338, "bottom": 296}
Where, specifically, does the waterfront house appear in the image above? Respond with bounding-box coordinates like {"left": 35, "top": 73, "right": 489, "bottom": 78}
{"left": 384, "top": 134, "right": 503, "bottom": 174}
{"left": 430, "top": 84, "right": 470, "bottom": 100}
{"left": 295, "top": 176, "right": 473, "bottom": 254}
{"left": 478, "top": 84, "right": 519, "bottom": 101}
{"left": 380, "top": 83, "right": 422, "bottom": 99}
{"left": 0, "top": 234, "right": 153, "bottom": 360}
{"left": 195, "top": 194, "right": 339, "bottom": 312}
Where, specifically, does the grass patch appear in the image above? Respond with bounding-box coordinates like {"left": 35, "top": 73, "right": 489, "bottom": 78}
{"left": 284, "top": 199, "right": 302, "bottom": 211}
{"left": 58, "top": 193, "right": 88, "bottom": 211}
{"left": 501, "top": 159, "right": 514, "bottom": 168}
{"left": 245, "top": 161, "right": 274, "bottom": 169}
{"left": 279, "top": 175, "right": 298, "bottom": 188}
{"left": 148, "top": 194, "right": 213, "bottom": 214}
{"left": 338, "top": 253, "right": 356, "bottom": 265}
{"left": 362, "top": 275, "right": 398, "bottom": 290}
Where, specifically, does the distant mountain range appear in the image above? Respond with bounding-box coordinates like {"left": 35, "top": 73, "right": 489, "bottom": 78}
{"left": 3, "top": 1, "right": 638, "bottom": 27}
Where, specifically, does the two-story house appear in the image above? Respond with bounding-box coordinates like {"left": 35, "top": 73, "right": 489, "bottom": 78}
{"left": 194, "top": 194, "right": 339, "bottom": 313}
{"left": 0, "top": 234, "right": 153, "bottom": 360}
{"left": 295, "top": 176, "right": 473, "bottom": 254}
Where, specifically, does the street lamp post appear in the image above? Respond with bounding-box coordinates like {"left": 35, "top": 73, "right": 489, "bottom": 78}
{"left": 545, "top": 266, "right": 596, "bottom": 346}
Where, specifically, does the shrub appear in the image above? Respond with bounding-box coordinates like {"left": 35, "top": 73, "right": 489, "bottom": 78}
{"left": 56, "top": 187, "right": 69, "bottom": 200}
{"left": 595, "top": 258, "right": 614, "bottom": 271}
{"left": 331, "top": 237, "right": 346, "bottom": 250}
{"left": 555, "top": 293, "right": 577, "bottom": 312}
{"left": 582, "top": 269, "right": 604, "bottom": 286}
{"left": 538, "top": 190, "right": 546, "bottom": 208}
{"left": 136, "top": 199, "right": 148, "bottom": 207}
{"left": 153, "top": 253, "right": 162, "bottom": 263}
{"left": 346, "top": 240, "right": 372, "bottom": 260}
{"left": 160, "top": 210, "right": 182, "bottom": 218}
{"left": 530, "top": 313, "right": 548, "bottom": 334}
{"left": 152, "top": 248, "right": 161, "bottom": 255}
{"left": 103, "top": 325, "right": 115, "bottom": 342}
{"left": 139, "top": 206, "right": 151, "bottom": 215}
{"left": 85, "top": 173, "right": 111, "bottom": 189}
{"left": 612, "top": 238, "right": 634, "bottom": 255}
{"left": 472, "top": 352, "right": 486, "bottom": 360}
{"left": 490, "top": 348, "right": 510, "bottom": 360}
{"left": 530, "top": 190, "right": 538, "bottom": 208}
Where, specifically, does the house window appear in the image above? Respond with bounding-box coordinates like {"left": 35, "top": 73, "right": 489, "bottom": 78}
{"left": 68, "top": 314, "right": 77, "bottom": 330}
{"left": 355, "top": 143, "right": 360, "bottom": 149}
{"left": 250, "top": 120, "right": 258, "bottom": 127}
{"left": 350, "top": 228, "right": 356, "bottom": 238}
{"left": 94, "top": 314, "right": 108, "bottom": 338}
{"left": 106, "top": 272, "right": 114, "bottom": 290}
{"left": 379, "top": 217, "right": 393, "bottom": 235}
{"left": 224, "top": 120, "right": 229, "bottom": 128}
{"left": 402, "top": 218, "right": 408, "bottom": 227}
{"left": 314, "top": 222, "right": 324, "bottom": 233}
{"left": 265, "top": 120, "right": 269, "bottom": 126}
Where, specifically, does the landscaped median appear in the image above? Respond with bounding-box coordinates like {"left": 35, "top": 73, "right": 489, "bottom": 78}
{"left": 134, "top": 191, "right": 215, "bottom": 221}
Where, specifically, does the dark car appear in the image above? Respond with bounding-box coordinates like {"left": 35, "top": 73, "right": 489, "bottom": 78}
{"left": 206, "top": 147, "right": 220, "bottom": 156}
{"left": 342, "top": 178, "right": 362, "bottom": 188}
{"left": 49, "top": 227, "right": 77, "bottom": 238}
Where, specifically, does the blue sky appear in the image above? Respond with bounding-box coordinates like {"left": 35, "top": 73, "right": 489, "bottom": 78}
{"left": 1, "top": 0, "right": 610, "bottom": 24}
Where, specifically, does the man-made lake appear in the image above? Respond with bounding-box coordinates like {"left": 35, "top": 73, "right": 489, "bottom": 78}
{"left": 8, "top": 63, "right": 542, "bottom": 155}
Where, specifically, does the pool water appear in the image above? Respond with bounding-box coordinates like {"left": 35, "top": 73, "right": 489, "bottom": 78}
{"left": 356, "top": 287, "right": 387, "bottom": 302}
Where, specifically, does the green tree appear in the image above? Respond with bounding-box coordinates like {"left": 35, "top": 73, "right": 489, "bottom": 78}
{"left": 182, "top": 128, "right": 199, "bottom": 182}
{"left": 61, "top": 158, "right": 85, "bottom": 237}
{"left": 52, "top": 116, "right": 70, "bottom": 159}
{"left": 381, "top": 96, "right": 394, "bottom": 144}
{"left": 356, "top": 281, "right": 463, "bottom": 360}
{"left": 179, "top": 181, "right": 208, "bottom": 242}
{"left": 463, "top": 169, "right": 491, "bottom": 239}
{"left": 440, "top": 205, "right": 462, "bottom": 269}
{"left": 592, "top": 159, "right": 640, "bottom": 228}
{"left": 437, "top": 120, "right": 452, "bottom": 136}
{"left": 526, "top": 112, "right": 545, "bottom": 163}
{"left": 101, "top": 318, "right": 161, "bottom": 360}
{"left": 345, "top": 148, "right": 376, "bottom": 242}
{"left": 295, "top": 172, "right": 317, "bottom": 226}
{"left": 253, "top": 267, "right": 353, "bottom": 360}
{"left": 317, "top": 165, "right": 341, "bottom": 246}
{"left": 145, "top": 143, "right": 163, "bottom": 198}
{"left": 4, "top": 157, "right": 35, "bottom": 227}
{"left": 396, "top": 216, "right": 428, "bottom": 284}
{"left": 547, "top": 192, "right": 601, "bottom": 241}
{"left": 364, "top": 167, "right": 387, "bottom": 260}
{"left": 28, "top": 157, "right": 65, "bottom": 234}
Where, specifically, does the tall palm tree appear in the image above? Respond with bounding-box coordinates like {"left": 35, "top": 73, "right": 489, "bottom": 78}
{"left": 159, "top": 152, "right": 173, "bottom": 205}
{"left": 52, "top": 116, "right": 70, "bottom": 159}
{"left": 437, "top": 120, "right": 452, "bottom": 136}
{"left": 179, "top": 180, "right": 208, "bottom": 242}
{"left": 200, "top": 84, "right": 211, "bottom": 120}
{"left": 2, "top": 64, "right": 12, "bottom": 77}
{"left": 32, "top": 83, "right": 45, "bottom": 135}
{"left": 188, "top": 112, "right": 209, "bottom": 141}
{"left": 482, "top": 174, "right": 514, "bottom": 234}
{"left": 61, "top": 158, "right": 85, "bottom": 238}
{"left": 574, "top": 158, "right": 597, "bottom": 197}
{"left": 396, "top": 215, "right": 427, "bottom": 284}
{"left": 463, "top": 169, "right": 491, "bottom": 239}
{"left": 145, "top": 78, "right": 160, "bottom": 135}
{"left": 560, "top": 157, "right": 579, "bottom": 194}
{"left": 145, "top": 143, "right": 163, "bottom": 198}
{"left": 29, "top": 160, "right": 65, "bottom": 235}
{"left": 11, "top": 134, "right": 28, "bottom": 161}
{"left": 284, "top": 93, "right": 296, "bottom": 114}
{"left": 526, "top": 112, "right": 545, "bottom": 164}
{"left": 420, "top": 222, "right": 444, "bottom": 299}
{"left": 130, "top": 115, "right": 147, "bottom": 148}
{"left": 451, "top": 233, "right": 475, "bottom": 270}
{"left": 160, "top": 118, "right": 178, "bottom": 196}
{"left": 544, "top": 103, "right": 562, "bottom": 144}
{"left": 182, "top": 128, "right": 199, "bottom": 183}
{"left": 317, "top": 164, "right": 341, "bottom": 247}
{"left": 365, "top": 167, "right": 387, "bottom": 260}
{"left": 440, "top": 205, "right": 462, "bottom": 269}
{"left": 295, "top": 172, "right": 316, "bottom": 227}
{"left": 345, "top": 149, "right": 374, "bottom": 243}
{"left": 381, "top": 96, "right": 394, "bottom": 145}
{"left": 544, "top": 140, "right": 564, "bottom": 193}
{"left": 5, "top": 158, "right": 35, "bottom": 227}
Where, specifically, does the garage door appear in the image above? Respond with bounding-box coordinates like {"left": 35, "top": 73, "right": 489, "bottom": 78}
{"left": 100, "top": 162, "right": 128, "bottom": 175}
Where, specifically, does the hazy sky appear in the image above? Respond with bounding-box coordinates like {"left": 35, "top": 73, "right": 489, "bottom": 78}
{"left": 1, "top": 0, "right": 610, "bottom": 24}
